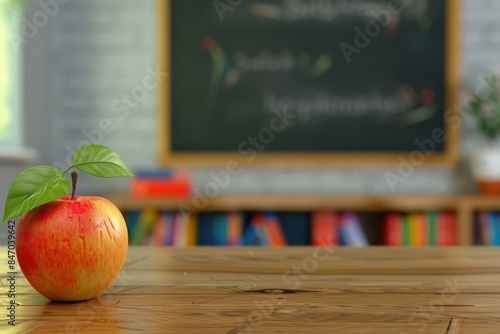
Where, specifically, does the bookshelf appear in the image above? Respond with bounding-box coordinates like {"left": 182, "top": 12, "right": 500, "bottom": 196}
{"left": 107, "top": 194, "right": 500, "bottom": 246}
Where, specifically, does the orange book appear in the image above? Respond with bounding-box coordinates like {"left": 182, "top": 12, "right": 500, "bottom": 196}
{"left": 265, "top": 214, "right": 287, "bottom": 247}
{"left": 227, "top": 212, "right": 243, "bottom": 246}
{"left": 310, "top": 211, "right": 338, "bottom": 246}
{"left": 417, "top": 213, "right": 429, "bottom": 246}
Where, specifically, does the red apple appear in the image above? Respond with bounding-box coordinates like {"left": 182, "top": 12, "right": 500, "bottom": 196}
{"left": 15, "top": 195, "right": 128, "bottom": 301}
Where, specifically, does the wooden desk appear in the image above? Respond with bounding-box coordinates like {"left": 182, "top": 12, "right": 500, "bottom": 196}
{"left": 2, "top": 247, "right": 500, "bottom": 333}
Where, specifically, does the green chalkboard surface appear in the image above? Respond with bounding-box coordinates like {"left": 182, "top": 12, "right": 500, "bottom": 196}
{"left": 162, "top": 0, "right": 459, "bottom": 164}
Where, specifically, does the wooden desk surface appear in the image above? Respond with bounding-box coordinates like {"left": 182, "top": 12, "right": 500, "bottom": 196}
{"left": 2, "top": 246, "right": 500, "bottom": 333}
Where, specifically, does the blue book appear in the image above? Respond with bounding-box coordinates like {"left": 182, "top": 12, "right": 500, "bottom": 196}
{"left": 135, "top": 169, "right": 173, "bottom": 178}
{"left": 197, "top": 213, "right": 215, "bottom": 245}
{"left": 241, "top": 224, "right": 257, "bottom": 246}
{"left": 126, "top": 211, "right": 140, "bottom": 243}
{"left": 278, "top": 213, "right": 309, "bottom": 245}
{"left": 339, "top": 212, "right": 368, "bottom": 247}
{"left": 213, "top": 214, "right": 228, "bottom": 246}
{"left": 491, "top": 212, "right": 500, "bottom": 246}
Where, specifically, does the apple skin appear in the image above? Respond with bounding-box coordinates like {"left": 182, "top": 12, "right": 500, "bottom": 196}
{"left": 16, "top": 195, "right": 128, "bottom": 301}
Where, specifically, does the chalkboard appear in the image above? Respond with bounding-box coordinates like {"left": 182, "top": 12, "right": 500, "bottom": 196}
{"left": 158, "top": 0, "right": 459, "bottom": 164}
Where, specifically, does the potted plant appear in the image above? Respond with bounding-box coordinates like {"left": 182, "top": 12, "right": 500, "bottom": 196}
{"left": 467, "top": 74, "right": 500, "bottom": 195}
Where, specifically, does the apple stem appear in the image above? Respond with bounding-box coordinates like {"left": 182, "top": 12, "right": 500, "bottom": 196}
{"left": 71, "top": 171, "right": 78, "bottom": 201}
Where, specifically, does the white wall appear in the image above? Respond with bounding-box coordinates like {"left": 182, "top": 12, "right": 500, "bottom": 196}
{"left": 1, "top": 0, "right": 498, "bottom": 227}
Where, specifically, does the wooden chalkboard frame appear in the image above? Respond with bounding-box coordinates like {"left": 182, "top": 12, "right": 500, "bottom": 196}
{"left": 157, "top": 0, "right": 460, "bottom": 166}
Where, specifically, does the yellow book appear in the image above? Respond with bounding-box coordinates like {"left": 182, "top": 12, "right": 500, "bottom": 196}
{"left": 183, "top": 213, "right": 198, "bottom": 246}
{"left": 409, "top": 213, "right": 420, "bottom": 247}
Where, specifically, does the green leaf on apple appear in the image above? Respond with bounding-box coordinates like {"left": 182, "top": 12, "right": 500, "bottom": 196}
{"left": 2, "top": 166, "right": 71, "bottom": 223}
{"left": 2, "top": 144, "right": 134, "bottom": 223}
{"left": 71, "top": 144, "right": 134, "bottom": 178}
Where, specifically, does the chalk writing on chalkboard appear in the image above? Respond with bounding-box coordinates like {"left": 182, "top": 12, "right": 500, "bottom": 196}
{"left": 160, "top": 0, "right": 458, "bottom": 164}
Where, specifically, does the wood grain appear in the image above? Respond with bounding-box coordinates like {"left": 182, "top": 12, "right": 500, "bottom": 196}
{"left": 2, "top": 247, "right": 500, "bottom": 333}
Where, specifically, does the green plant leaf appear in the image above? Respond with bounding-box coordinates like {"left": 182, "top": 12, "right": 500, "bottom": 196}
{"left": 2, "top": 166, "right": 71, "bottom": 223}
{"left": 71, "top": 144, "right": 134, "bottom": 178}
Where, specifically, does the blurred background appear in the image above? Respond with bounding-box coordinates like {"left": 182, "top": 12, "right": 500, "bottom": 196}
{"left": 0, "top": 0, "right": 499, "bottom": 246}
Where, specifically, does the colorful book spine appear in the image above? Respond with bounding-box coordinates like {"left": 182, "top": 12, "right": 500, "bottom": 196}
{"left": 131, "top": 179, "right": 191, "bottom": 197}
{"left": 151, "top": 213, "right": 168, "bottom": 246}
{"left": 213, "top": 214, "right": 228, "bottom": 246}
{"left": 409, "top": 213, "right": 420, "bottom": 246}
{"left": 339, "top": 212, "right": 368, "bottom": 247}
{"left": 384, "top": 212, "right": 401, "bottom": 246}
{"left": 126, "top": 211, "right": 141, "bottom": 243}
{"left": 410, "top": 212, "right": 428, "bottom": 246}
{"left": 227, "top": 213, "right": 243, "bottom": 246}
{"left": 401, "top": 214, "right": 410, "bottom": 246}
{"left": 310, "top": 211, "right": 338, "bottom": 246}
{"left": 135, "top": 169, "right": 173, "bottom": 178}
{"left": 264, "top": 213, "right": 287, "bottom": 247}
{"left": 478, "top": 212, "right": 490, "bottom": 245}
{"left": 184, "top": 213, "right": 198, "bottom": 246}
{"left": 241, "top": 222, "right": 257, "bottom": 246}
{"left": 130, "top": 208, "right": 157, "bottom": 246}
{"left": 428, "top": 211, "right": 437, "bottom": 246}
{"left": 437, "top": 211, "right": 457, "bottom": 246}
{"left": 253, "top": 215, "right": 271, "bottom": 246}
{"left": 490, "top": 212, "right": 500, "bottom": 246}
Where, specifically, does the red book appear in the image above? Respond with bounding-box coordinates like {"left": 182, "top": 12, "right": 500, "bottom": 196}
{"left": 310, "top": 211, "right": 338, "bottom": 246}
{"left": 131, "top": 179, "right": 191, "bottom": 197}
{"left": 384, "top": 212, "right": 401, "bottom": 246}
{"left": 437, "top": 211, "right": 457, "bottom": 246}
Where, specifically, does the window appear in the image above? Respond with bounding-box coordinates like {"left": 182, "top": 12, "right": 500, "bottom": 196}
{"left": 0, "top": 2, "right": 20, "bottom": 149}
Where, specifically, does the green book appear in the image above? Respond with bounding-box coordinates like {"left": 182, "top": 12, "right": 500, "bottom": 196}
{"left": 402, "top": 214, "right": 410, "bottom": 246}
{"left": 428, "top": 211, "right": 437, "bottom": 246}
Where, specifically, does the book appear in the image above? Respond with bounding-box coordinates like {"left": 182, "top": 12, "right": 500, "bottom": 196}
{"left": 399, "top": 214, "right": 408, "bottom": 246}
{"left": 125, "top": 211, "right": 141, "bottom": 243}
{"left": 253, "top": 214, "right": 271, "bottom": 245}
{"left": 278, "top": 213, "right": 310, "bottom": 245}
{"left": 410, "top": 212, "right": 428, "bottom": 246}
{"left": 130, "top": 209, "right": 158, "bottom": 246}
{"left": 437, "top": 211, "right": 457, "bottom": 246}
{"left": 478, "top": 212, "right": 491, "bottom": 245}
{"left": 227, "top": 212, "right": 243, "bottom": 246}
{"left": 428, "top": 211, "right": 437, "bottom": 246}
{"left": 184, "top": 213, "right": 198, "bottom": 246}
{"left": 241, "top": 222, "right": 258, "bottom": 246}
{"left": 150, "top": 212, "right": 173, "bottom": 246}
{"left": 197, "top": 213, "right": 215, "bottom": 246}
{"left": 339, "top": 212, "right": 368, "bottom": 247}
{"left": 490, "top": 212, "right": 500, "bottom": 246}
{"left": 310, "top": 211, "right": 338, "bottom": 246}
{"left": 170, "top": 213, "right": 198, "bottom": 247}
{"left": 213, "top": 214, "right": 228, "bottom": 246}
{"left": 131, "top": 178, "right": 191, "bottom": 197}
{"left": 264, "top": 213, "right": 287, "bottom": 247}
{"left": 135, "top": 169, "right": 173, "bottom": 178}
{"left": 384, "top": 212, "right": 401, "bottom": 246}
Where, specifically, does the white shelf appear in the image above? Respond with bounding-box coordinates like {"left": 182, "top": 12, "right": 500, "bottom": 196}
{"left": 0, "top": 146, "right": 38, "bottom": 164}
